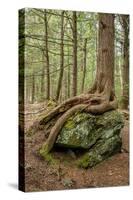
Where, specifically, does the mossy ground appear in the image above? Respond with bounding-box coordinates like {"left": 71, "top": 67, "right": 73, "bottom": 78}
{"left": 40, "top": 145, "right": 59, "bottom": 165}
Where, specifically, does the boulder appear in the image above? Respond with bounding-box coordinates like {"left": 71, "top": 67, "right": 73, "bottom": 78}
{"left": 55, "top": 110, "right": 124, "bottom": 168}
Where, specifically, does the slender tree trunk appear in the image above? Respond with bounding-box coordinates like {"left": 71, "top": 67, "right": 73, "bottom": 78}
{"left": 121, "top": 15, "right": 129, "bottom": 109}
{"left": 64, "top": 69, "right": 68, "bottom": 100}
{"left": 118, "top": 47, "right": 123, "bottom": 93}
{"left": 41, "top": 51, "right": 45, "bottom": 100}
{"left": 31, "top": 74, "right": 35, "bottom": 104}
{"left": 81, "top": 38, "right": 87, "bottom": 92}
{"left": 44, "top": 9, "right": 50, "bottom": 100}
{"left": 56, "top": 11, "right": 64, "bottom": 101}
{"left": 67, "top": 46, "right": 71, "bottom": 98}
{"left": 72, "top": 11, "right": 77, "bottom": 96}
{"left": 67, "top": 64, "right": 71, "bottom": 98}
{"left": 25, "top": 79, "right": 28, "bottom": 104}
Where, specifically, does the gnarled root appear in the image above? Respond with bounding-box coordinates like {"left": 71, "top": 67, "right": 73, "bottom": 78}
{"left": 39, "top": 93, "right": 94, "bottom": 125}
{"left": 40, "top": 93, "right": 118, "bottom": 155}
{"left": 40, "top": 72, "right": 118, "bottom": 156}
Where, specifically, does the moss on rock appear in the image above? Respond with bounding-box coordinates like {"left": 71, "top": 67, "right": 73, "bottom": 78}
{"left": 55, "top": 110, "right": 124, "bottom": 168}
{"left": 77, "top": 134, "right": 122, "bottom": 168}
{"left": 56, "top": 110, "right": 123, "bottom": 149}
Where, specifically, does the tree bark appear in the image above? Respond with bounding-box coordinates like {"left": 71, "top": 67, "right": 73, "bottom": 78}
{"left": 56, "top": 11, "right": 65, "bottom": 101}
{"left": 121, "top": 15, "right": 129, "bottom": 109}
{"left": 41, "top": 51, "right": 45, "bottom": 100}
{"left": 118, "top": 47, "right": 123, "bottom": 94}
{"left": 92, "top": 13, "right": 115, "bottom": 95}
{"left": 67, "top": 46, "right": 71, "bottom": 98}
{"left": 31, "top": 74, "right": 35, "bottom": 104}
{"left": 72, "top": 11, "right": 77, "bottom": 96}
{"left": 81, "top": 38, "right": 87, "bottom": 92}
{"left": 44, "top": 9, "right": 50, "bottom": 100}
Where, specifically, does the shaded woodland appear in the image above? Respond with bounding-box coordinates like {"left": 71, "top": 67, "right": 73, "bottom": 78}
{"left": 19, "top": 9, "right": 129, "bottom": 192}
{"left": 19, "top": 9, "right": 129, "bottom": 108}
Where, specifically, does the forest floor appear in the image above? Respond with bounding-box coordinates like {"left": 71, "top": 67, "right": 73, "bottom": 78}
{"left": 23, "top": 103, "right": 129, "bottom": 192}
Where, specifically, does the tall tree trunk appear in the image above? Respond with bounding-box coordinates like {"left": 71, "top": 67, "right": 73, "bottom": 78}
{"left": 31, "top": 74, "right": 35, "bottom": 104}
{"left": 67, "top": 64, "right": 71, "bottom": 98}
{"left": 44, "top": 9, "right": 50, "bottom": 100}
{"left": 41, "top": 51, "right": 45, "bottom": 100}
{"left": 81, "top": 38, "right": 87, "bottom": 92}
{"left": 56, "top": 11, "right": 64, "bottom": 101}
{"left": 64, "top": 69, "right": 68, "bottom": 100}
{"left": 119, "top": 47, "right": 123, "bottom": 94}
{"left": 72, "top": 11, "right": 77, "bottom": 96}
{"left": 67, "top": 46, "right": 71, "bottom": 98}
{"left": 121, "top": 15, "right": 129, "bottom": 109}
{"left": 93, "top": 13, "right": 115, "bottom": 95}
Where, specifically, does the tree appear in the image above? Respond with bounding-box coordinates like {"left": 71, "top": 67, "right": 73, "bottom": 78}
{"left": 121, "top": 15, "right": 129, "bottom": 109}
{"left": 81, "top": 38, "right": 87, "bottom": 92}
{"left": 40, "top": 13, "right": 118, "bottom": 155}
{"left": 56, "top": 11, "right": 65, "bottom": 101}
{"left": 44, "top": 9, "right": 50, "bottom": 100}
{"left": 72, "top": 11, "right": 78, "bottom": 96}
{"left": 31, "top": 73, "right": 35, "bottom": 103}
{"left": 41, "top": 51, "right": 45, "bottom": 100}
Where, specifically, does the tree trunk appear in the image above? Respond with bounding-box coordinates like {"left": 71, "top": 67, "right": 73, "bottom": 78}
{"left": 72, "top": 11, "right": 77, "bottom": 96}
{"left": 41, "top": 51, "right": 45, "bottom": 100}
{"left": 67, "top": 46, "right": 71, "bottom": 98}
{"left": 121, "top": 15, "right": 129, "bottom": 109}
{"left": 56, "top": 11, "right": 65, "bottom": 101}
{"left": 44, "top": 9, "right": 50, "bottom": 100}
{"left": 31, "top": 74, "right": 35, "bottom": 104}
{"left": 81, "top": 38, "right": 87, "bottom": 92}
{"left": 91, "top": 13, "right": 115, "bottom": 96}
{"left": 40, "top": 13, "right": 117, "bottom": 155}
{"left": 118, "top": 47, "right": 123, "bottom": 94}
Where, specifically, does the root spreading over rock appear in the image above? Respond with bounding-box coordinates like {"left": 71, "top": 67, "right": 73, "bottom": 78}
{"left": 39, "top": 73, "right": 118, "bottom": 155}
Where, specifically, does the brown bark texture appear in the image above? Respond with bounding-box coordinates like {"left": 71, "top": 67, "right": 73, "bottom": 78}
{"left": 31, "top": 74, "right": 35, "bottom": 104}
{"left": 56, "top": 11, "right": 65, "bottom": 101}
{"left": 121, "top": 15, "right": 129, "bottom": 109}
{"left": 44, "top": 9, "right": 50, "bottom": 100}
{"left": 72, "top": 11, "right": 78, "bottom": 97}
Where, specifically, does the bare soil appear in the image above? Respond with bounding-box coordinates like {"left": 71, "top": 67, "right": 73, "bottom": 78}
{"left": 23, "top": 104, "right": 129, "bottom": 192}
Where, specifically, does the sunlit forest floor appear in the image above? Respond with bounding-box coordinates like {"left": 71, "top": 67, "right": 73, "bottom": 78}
{"left": 23, "top": 103, "right": 129, "bottom": 192}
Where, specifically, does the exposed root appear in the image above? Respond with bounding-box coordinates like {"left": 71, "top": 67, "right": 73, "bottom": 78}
{"left": 40, "top": 72, "right": 118, "bottom": 155}
{"left": 40, "top": 94, "right": 118, "bottom": 155}
{"left": 40, "top": 104, "right": 87, "bottom": 154}
{"left": 39, "top": 93, "right": 94, "bottom": 125}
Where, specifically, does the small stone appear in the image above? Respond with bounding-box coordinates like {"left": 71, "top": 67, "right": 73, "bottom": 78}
{"left": 62, "top": 178, "right": 74, "bottom": 188}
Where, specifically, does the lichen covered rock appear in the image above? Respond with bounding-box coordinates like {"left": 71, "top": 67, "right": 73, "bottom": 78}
{"left": 55, "top": 110, "right": 124, "bottom": 168}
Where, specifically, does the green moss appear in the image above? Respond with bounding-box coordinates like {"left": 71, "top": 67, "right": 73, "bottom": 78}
{"left": 39, "top": 144, "right": 59, "bottom": 165}
{"left": 74, "top": 112, "right": 92, "bottom": 123}
{"left": 77, "top": 134, "right": 122, "bottom": 168}
{"left": 47, "top": 99, "right": 57, "bottom": 107}
{"left": 64, "top": 119, "right": 75, "bottom": 129}
{"left": 77, "top": 152, "right": 102, "bottom": 168}
{"left": 96, "top": 110, "right": 124, "bottom": 128}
